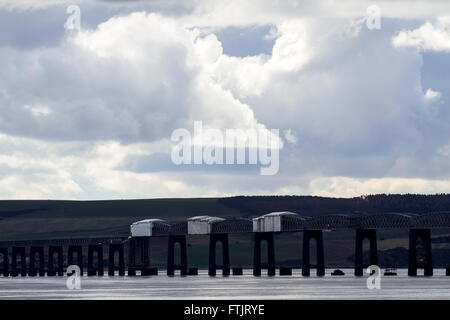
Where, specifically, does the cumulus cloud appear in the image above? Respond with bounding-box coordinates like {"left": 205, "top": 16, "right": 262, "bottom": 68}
{"left": 0, "top": 12, "right": 275, "bottom": 144}
{"left": 392, "top": 17, "right": 450, "bottom": 52}
{"left": 0, "top": 1, "right": 449, "bottom": 199}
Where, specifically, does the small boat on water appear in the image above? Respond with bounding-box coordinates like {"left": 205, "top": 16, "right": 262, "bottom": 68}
{"left": 384, "top": 268, "right": 397, "bottom": 276}
{"left": 331, "top": 269, "right": 345, "bottom": 276}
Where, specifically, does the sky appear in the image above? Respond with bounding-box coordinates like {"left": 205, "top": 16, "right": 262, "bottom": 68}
{"left": 0, "top": 0, "right": 449, "bottom": 200}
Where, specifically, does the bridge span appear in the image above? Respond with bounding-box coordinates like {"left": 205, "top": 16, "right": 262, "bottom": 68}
{"left": 0, "top": 211, "right": 449, "bottom": 277}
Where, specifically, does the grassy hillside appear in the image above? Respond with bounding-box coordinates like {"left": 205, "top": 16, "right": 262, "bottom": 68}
{"left": 0, "top": 198, "right": 246, "bottom": 239}
{"left": 0, "top": 198, "right": 245, "bottom": 220}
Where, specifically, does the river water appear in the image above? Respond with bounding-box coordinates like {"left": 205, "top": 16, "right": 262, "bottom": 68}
{"left": 0, "top": 269, "right": 449, "bottom": 299}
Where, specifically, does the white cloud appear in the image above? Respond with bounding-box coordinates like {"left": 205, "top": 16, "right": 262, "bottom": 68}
{"left": 201, "top": 19, "right": 318, "bottom": 99}
{"left": 180, "top": 0, "right": 450, "bottom": 27}
{"left": 0, "top": 2, "right": 449, "bottom": 199}
{"left": 424, "top": 88, "right": 442, "bottom": 102}
{"left": 307, "top": 176, "right": 450, "bottom": 198}
{"left": 24, "top": 104, "right": 52, "bottom": 117}
{"left": 0, "top": 128, "right": 449, "bottom": 200}
{"left": 3, "top": 0, "right": 450, "bottom": 22}
{"left": 283, "top": 129, "right": 297, "bottom": 144}
{"left": 392, "top": 16, "right": 450, "bottom": 52}
{"left": 0, "top": 12, "right": 275, "bottom": 144}
{"left": 0, "top": 132, "right": 204, "bottom": 199}
{"left": 0, "top": 134, "right": 83, "bottom": 199}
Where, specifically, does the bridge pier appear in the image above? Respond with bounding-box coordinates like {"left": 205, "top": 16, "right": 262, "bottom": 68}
{"left": 167, "top": 235, "right": 188, "bottom": 276}
{"left": 48, "top": 246, "right": 64, "bottom": 276}
{"left": 128, "top": 236, "right": 151, "bottom": 276}
{"left": 302, "top": 230, "right": 325, "bottom": 277}
{"left": 68, "top": 245, "right": 83, "bottom": 276}
{"left": 88, "top": 245, "right": 104, "bottom": 276}
{"left": 208, "top": 233, "right": 230, "bottom": 276}
{"left": 108, "top": 243, "right": 125, "bottom": 276}
{"left": 253, "top": 232, "right": 275, "bottom": 276}
{"left": 0, "top": 248, "right": 9, "bottom": 277}
{"left": 355, "top": 229, "right": 378, "bottom": 276}
{"left": 29, "top": 246, "right": 45, "bottom": 277}
{"left": 11, "top": 247, "right": 26, "bottom": 277}
{"left": 408, "top": 228, "right": 433, "bottom": 276}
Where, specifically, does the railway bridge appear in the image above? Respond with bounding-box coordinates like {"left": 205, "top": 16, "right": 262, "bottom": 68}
{"left": 0, "top": 211, "right": 449, "bottom": 278}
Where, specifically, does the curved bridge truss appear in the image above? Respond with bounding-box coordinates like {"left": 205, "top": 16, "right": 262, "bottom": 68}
{"left": 410, "top": 212, "right": 450, "bottom": 229}
{"left": 356, "top": 213, "right": 413, "bottom": 229}
{"left": 150, "top": 221, "right": 172, "bottom": 236}
{"left": 305, "top": 214, "right": 352, "bottom": 230}
{"left": 159, "top": 211, "right": 450, "bottom": 235}
{"left": 169, "top": 221, "right": 188, "bottom": 235}
{"left": 212, "top": 218, "right": 253, "bottom": 234}
{"left": 281, "top": 214, "right": 310, "bottom": 231}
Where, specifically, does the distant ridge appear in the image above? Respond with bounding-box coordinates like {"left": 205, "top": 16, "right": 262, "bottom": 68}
{"left": 1, "top": 194, "right": 450, "bottom": 219}
{"left": 219, "top": 194, "right": 450, "bottom": 216}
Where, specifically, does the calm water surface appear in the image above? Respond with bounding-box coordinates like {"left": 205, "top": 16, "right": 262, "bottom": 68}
{"left": 0, "top": 269, "right": 449, "bottom": 300}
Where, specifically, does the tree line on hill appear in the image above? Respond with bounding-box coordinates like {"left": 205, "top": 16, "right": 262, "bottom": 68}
{"left": 219, "top": 194, "right": 450, "bottom": 216}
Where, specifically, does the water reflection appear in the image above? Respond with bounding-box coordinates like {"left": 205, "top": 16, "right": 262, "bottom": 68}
{"left": 0, "top": 269, "right": 449, "bottom": 300}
